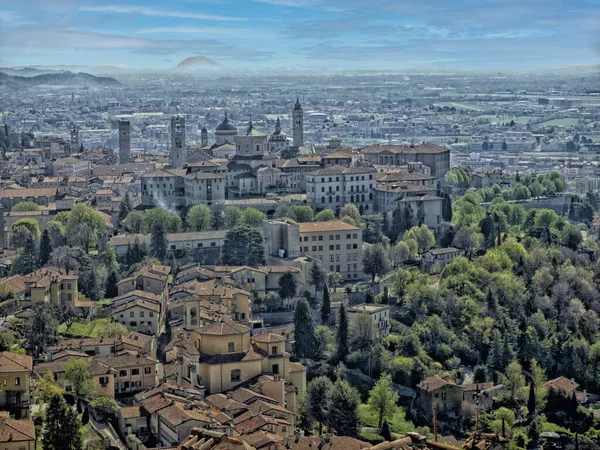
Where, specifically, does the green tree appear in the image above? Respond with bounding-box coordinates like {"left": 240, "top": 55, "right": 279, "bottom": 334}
{"left": 12, "top": 218, "right": 41, "bottom": 248}
{"left": 118, "top": 192, "right": 133, "bottom": 223}
{"left": 309, "top": 262, "right": 326, "bottom": 301}
{"left": 241, "top": 207, "right": 266, "bottom": 227}
{"left": 293, "top": 299, "right": 316, "bottom": 359}
{"left": 221, "top": 226, "right": 266, "bottom": 266}
{"left": 36, "top": 370, "right": 63, "bottom": 403}
{"left": 186, "top": 204, "right": 213, "bottom": 232}
{"left": 96, "top": 322, "right": 128, "bottom": 338}
{"left": 46, "top": 221, "right": 65, "bottom": 248}
{"left": 39, "top": 229, "right": 52, "bottom": 266}
{"left": 328, "top": 378, "right": 360, "bottom": 437}
{"left": 321, "top": 286, "right": 331, "bottom": 324}
{"left": 42, "top": 393, "right": 83, "bottom": 450}
{"left": 11, "top": 201, "right": 41, "bottom": 212}
{"left": 404, "top": 225, "right": 435, "bottom": 255}
{"left": 105, "top": 271, "right": 119, "bottom": 299}
{"left": 144, "top": 208, "right": 182, "bottom": 233}
{"left": 89, "top": 396, "right": 119, "bottom": 422}
{"left": 340, "top": 203, "right": 362, "bottom": 225}
{"left": 65, "top": 203, "right": 106, "bottom": 251}
{"left": 65, "top": 359, "right": 94, "bottom": 398}
{"left": 150, "top": 220, "right": 168, "bottom": 260}
{"left": 263, "top": 292, "right": 282, "bottom": 312}
{"left": 306, "top": 376, "right": 333, "bottom": 435}
{"left": 122, "top": 210, "right": 145, "bottom": 233}
{"left": 12, "top": 233, "right": 38, "bottom": 275}
{"left": 367, "top": 373, "right": 399, "bottom": 429}
{"left": 315, "top": 209, "right": 335, "bottom": 222}
{"left": 224, "top": 206, "right": 243, "bottom": 229}
{"left": 287, "top": 205, "right": 315, "bottom": 222}
{"left": 327, "top": 271, "right": 342, "bottom": 292}
{"left": 381, "top": 420, "right": 392, "bottom": 441}
{"left": 336, "top": 304, "right": 350, "bottom": 362}
{"left": 500, "top": 360, "right": 527, "bottom": 404}
{"left": 362, "top": 244, "right": 389, "bottom": 282}
{"left": 278, "top": 272, "right": 298, "bottom": 301}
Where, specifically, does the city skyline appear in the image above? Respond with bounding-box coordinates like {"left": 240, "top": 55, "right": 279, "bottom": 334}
{"left": 1, "top": 0, "right": 599, "bottom": 71}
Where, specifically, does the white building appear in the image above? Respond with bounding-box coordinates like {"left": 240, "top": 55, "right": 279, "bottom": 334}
{"left": 347, "top": 303, "right": 391, "bottom": 338}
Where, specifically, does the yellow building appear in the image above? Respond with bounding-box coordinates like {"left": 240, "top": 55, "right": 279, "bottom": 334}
{"left": 0, "top": 352, "right": 33, "bottom": 419}
{"left": 21, "top": 268, "right": 78, "bottom": 306}
{"left": 166, "top": 323, "right": 306, "bottom": 402}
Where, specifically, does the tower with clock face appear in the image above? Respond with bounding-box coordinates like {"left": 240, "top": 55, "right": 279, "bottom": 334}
{"left": 170, "top": 116, "right": 186, "bottom": 168}
{"left": 293, "top": 95, "right": 304, "bottom": 148}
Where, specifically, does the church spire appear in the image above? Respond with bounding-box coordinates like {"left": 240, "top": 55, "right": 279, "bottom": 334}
{"left": 294, "top": 95, "right": 302, "bottom": 110}
{"left": 275, "top": 116, "right": 281, "bottom": 133}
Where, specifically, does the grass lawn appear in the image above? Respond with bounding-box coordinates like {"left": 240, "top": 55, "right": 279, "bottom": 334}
{"left": 58, "top": 318, "right": 111, "bottom": 338}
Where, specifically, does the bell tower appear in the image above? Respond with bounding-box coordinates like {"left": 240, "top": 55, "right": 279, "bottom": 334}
{"left": 200, "top": 125, "right": 208, "bottom": 146}
{"left": 292, "top": 96, "right": 304, "bottom": 147}
{"left": 170, "top": 116, "right": 186, "bottom": 168}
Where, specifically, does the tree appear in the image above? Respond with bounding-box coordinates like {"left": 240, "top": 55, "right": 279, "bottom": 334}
{"left": 328, "top": 378, "right": 360, "bottom": 437}
{"left": 65, "top": 203, "right": 106, "bottom": 251}
{"left": 96, "top": 322, "right": 128, "bottom": 338}
{"left": 321, "top": 286, "right": 331, "bottom": 324}
{"left": 263, "top": 292, "right": 282, "bottom": 312}
{"left": 381, "top": 420, "right": 392, "bottom": 441}
{"left": 362, "top": 244, "right": 389, "bottom": 282}
{"left": 89, "top": 396, "right": 119, "bottom": 422}
{"left": 122, "top": 210, "right": 145, "bottom": 234}
{"left": 186, "top": 204, "right": 213, "bottom": 232}
{"left": 287, "top": 205, "right": 315, "bottom": 222}
{"left": 118, "top": 192, "right": 133, "bottom": 223}
{"left": 49, "top": 246, "right": 80, "bottom": 275}
{"left": 145, "top": 208, "right": 182, "bottom": 233}
{"left": 315, "top": 209, "right": 335, "bottom": 222}
{"left": 11, "top": 234, "right": 38, "bottom": 275}
{"left": 350, "top": 313, "right": 376, "bottom": 348}
{"left": 527, "top": 381, "right": 536, "bottom": 416}
{"left": 12, "top": 218, "right": 41, "bottom": 247}
{"left": 42, "top": 393, "right": 83, "bottom": 450}
{"left": 150, "top": 220, "right": 168, "bottom": 260}
{"left": 36, "top": 370, "right": 63, "bottom": 403}
{"left": 367, "top": 374, "right": 399, "bottom": 429}
{"left": 340, "top": 203, "right": 362, "bottom": 225}
{"left": 65, "top": 359, "right": 94, "bottom": 398}
{"left": 404, "top": 225, "right": 435, "bottom": 255}
{"left": 293, "top": 299, "right": 316, "bottom": 359}
{"left": 391, "top": 204, "right": 414, "bottom": 241}
{"left": 241, "top": 207, "right": 266, "bottom": 227}
{"left": 336, "top": 304, "right": 349, "bottom": 362}
{"left": 11, "top": 201, "right": 40, "bottom": 212}
{"left": 500, "top": 360, "right": 527, "bottom": 404}
{"left": 365, "top": 290, "right": 375, "bottom": 304}
{"left": 309, "top": 262, "right": 326, "bottom": 300}
{"left": 105, "top": 271, "right": 119, "bottom": 299}
{"left": 39, "top": 229, "right": 52, "bottom": 266}
{"left": 278, "top": 272, "right": 297, "bottom": 301}
{"left": 46, "top": 221, "right": 65, "bottom": 248}
{"left": 306, "top": 376, "right": 333, "bottom": 435}
{"left": 221, "top": 226, "right": 266, "bottom": 266}
{"left": 452, "top": 226, "right": 483, "bottom": 260}
{"left": 327, "top": 272, "right": 342, "bottom": 292}
{"left": 224, "top": 206, "right": 243, "bottom": 229}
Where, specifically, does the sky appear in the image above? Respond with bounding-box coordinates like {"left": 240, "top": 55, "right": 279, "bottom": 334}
{"left": 0, "top": 0, "right": 599, "bottom": 71}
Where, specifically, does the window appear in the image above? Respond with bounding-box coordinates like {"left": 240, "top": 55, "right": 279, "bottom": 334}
{"left": 144, "top": 367, "right": 152, "bottom": 374}
{"left": 132, "top": 369, "right": 140, "bottom": 375}
{"left": 318, "top": 236, "right": 323, "bottom": 241}
{"left": 99, "top": 376, "right": 108, "bottom": 386}
{"left": 318, "top": 246, "right": 323, "bottom": 251}
{"left": 330, "top": 255, "right": 334, "bottom": 262}
{"left": 231, "top": 369, "right": 241, "bottom": 382}
{"left": 119, "top": 370, "right": 127, "bottom": 377}
{"left": 303, "top": 236, "right": 308, "bottom": 242}
{"left": 140, "top": 311, "right": 145, "bottom": 318}
{"left": 312, "top": 236, "right": 317, "bottom": 241}
{"left": 336, "top": 234, "right": 340, "bottom": 240}
{"left": 129, "top": 311, "right": 135, "bottom": 318}
{"left": 171, "top": 245, "right": 176, "bottom": 250}
{"left": 272, "top": 346, "right": 278, "bottom": 355}
{"left": 14, "top": 376, "right": 20, "bottom": 386}
{"left": 329, "top": 235, "right": 334, "bottom": 240}
{"left": 312, "top": 246, "right": 317, "bottom": 251}
{"left": 228, "top": 342, "right": 235, "bottom": 352}
{"left": 149, "top": 312, "right": 154, "bottom": 318}
{"left": 329, "top": 245, "right": 334, "bottom": 251}
{"left": 130, "top": 321, "right": 137, "bottom": 327}
{"left": 336, "top": 244, "right": 340, "bottom": 250}
{"left": 346, "top": 234, "right": 351, "bottom": 239}
{"left": 272, "top": 364, "right": 280, "bottom": 374}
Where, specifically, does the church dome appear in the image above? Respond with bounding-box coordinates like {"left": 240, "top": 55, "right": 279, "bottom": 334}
{"left": 216, "top": 114, "right": 237, "bottom": 132}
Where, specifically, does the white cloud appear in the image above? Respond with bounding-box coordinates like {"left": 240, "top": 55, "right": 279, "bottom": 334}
{"left": 80, "top": 5, "right": 245, "bottom": 22}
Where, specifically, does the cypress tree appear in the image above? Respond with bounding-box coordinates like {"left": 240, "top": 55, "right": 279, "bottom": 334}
{"left": 42, "top": 393, "right": 83, "bottom": 450}
{"left": 293, "top": 299, "right": 316, "bottom": 359}
{"left": 105, "top": 271, "right": 119, "bottom": 299}
{"left": 382, "top": 211, "right": 390, "bottom": 239}
{"left": 150, "top": 221, "right": 168, "bottom": 260}
{"left": 336, "top": 304, "right": 349, "bottom": 362}
{"left": 320, "top": 286, "right": 331, "bottom": 324}
{"left": 365, "top": 290, "right": 375, "bottom": 304}
{"left": 381, "top": 420, "right": 392, "bottom": 441}
{"left": 39, "top": 229, "right": 52, "bottom": 266}
{"left": 527, "top": 381, "right": 536, "bottom": 416}
{"left": 328, "top": 378, "right": 360, "bottom": 438}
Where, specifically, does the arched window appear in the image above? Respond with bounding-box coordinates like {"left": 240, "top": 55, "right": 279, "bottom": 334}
{"left": 321, "top": 196, "right": 325, "bottom": 204}
{"left": 359, "top": 205, "right": 364, "bottom": 214}
{"left": 361, "top": 194, "right": 365, "bottom": 202}
{"left": 329, "top": 196, "right": 332, "bottom": 203}
{"left": 369, "top": 192, "right": 373, "bottom": 200}
{"left": 336, "top": 195, "right": 340, "bottom": 202}
{"left": 350, "top": 195, "right": 354, "bottom": 203}
{"left": 190, "top": 307, "right": 197, "bottom": 326}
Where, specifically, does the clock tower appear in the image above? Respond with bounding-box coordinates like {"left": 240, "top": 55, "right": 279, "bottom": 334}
{"left": 292, "top": 95, "right": 304, "bottom": 148}
{"left": 170, "top": 116, "right": 186, "bottom": 168}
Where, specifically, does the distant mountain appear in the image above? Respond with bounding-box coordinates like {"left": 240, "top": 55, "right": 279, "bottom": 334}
{"left": 0, "top": 71, "right": 121, "bottom": 88}
{"left": 174, "top": 56, "right": 220, "bottom": 71}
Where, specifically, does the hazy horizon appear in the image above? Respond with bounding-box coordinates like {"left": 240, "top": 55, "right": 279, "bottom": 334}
{"left": 1, "top": 0, "right": 599, "bottom": 71}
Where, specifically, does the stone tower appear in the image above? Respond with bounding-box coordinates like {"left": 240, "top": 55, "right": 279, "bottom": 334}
{"left": 170, "top": 116, "right": 186, "bottom": 168}
{"left": 292, "top": 96, "right": 304, "bottom": 147}
{"left": 200, "top": 125, "right": 208, "bottom": 146}
{"left": 70, "top": 127, "right": 79, "bottom": 149}
{"left": 118, "top": 120, "right": 131, "bottom": 164}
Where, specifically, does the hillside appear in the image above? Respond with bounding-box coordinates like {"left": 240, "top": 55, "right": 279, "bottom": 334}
{"left": 174, "top": 55, "right": 220, "bottom": 71}
{"left": 0, "top": 71, "right": 121, "bottom": 88}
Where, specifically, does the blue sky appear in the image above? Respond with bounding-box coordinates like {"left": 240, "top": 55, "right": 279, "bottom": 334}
{"left": 0, "top": 0, "right": 598, "bottom": 70}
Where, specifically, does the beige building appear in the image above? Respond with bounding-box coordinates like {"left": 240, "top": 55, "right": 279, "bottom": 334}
{"left": 0, "top": 353, "right": 33, "bottom": 419}
{"left": 20, "top": 267, "right": 80, "bottom": 309}
{"left": 113, "top": 299, "right": 162, "bottom": 336}
{"left": 347, "top": 303, "right": 391, "bottom": 338}
{"left": 397, "top": 194, "right": 444, "bottom": 232}
{"left": 298, "top": 221, "right": 363, "bottom": 280}
{"left": 0, "top": 417, "right": 35, "bottom": 449}
{"left": 306, "top": 166, "right": 377, "bottom": 215}
{"left": 417, "top": 376, "right": 465, "bottom": 421}
{"left": 422, "top": 247, "right": 462, "bottom": 271}
{"left": 110, "top": 231, "right": 227, "bottom": 257}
